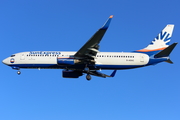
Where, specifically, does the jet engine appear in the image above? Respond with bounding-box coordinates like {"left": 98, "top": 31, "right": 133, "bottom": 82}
{"left": 62, "top": 70, "right": 83, "bottom": 78}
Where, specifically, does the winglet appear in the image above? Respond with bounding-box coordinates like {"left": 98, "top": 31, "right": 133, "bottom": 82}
{"left": 109, "top": 15, "right": 113, "bottom": 18}
{"left": 110, "top": 70, "right": 117, "bottom": 77}
{"left": 101, "top": 15, "right": 113, "bottom": 30}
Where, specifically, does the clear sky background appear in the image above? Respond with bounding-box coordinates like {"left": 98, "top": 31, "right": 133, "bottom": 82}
{"left": 0, "top": 0, "right": 180, "bottom": 120}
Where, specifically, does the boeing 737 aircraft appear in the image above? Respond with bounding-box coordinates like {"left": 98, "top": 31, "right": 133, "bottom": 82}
{"left": 2, "top": 15, "right": 177, "bottom": 80}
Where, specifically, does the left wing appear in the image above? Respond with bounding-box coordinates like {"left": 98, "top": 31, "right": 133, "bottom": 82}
{"left": 74, "top": 15, "right": 113, "bottom": 59}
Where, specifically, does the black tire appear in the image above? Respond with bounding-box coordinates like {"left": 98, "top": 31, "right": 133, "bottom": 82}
{"left": 17, "top": 71, "right": 21, "bottom": 75}
{"left": 86, "top": 74, "right": 91, "bottom": 81}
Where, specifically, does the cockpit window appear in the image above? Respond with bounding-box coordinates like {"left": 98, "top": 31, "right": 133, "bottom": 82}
{"left": 11, "top": 55, "right": 15, "bottom": 57}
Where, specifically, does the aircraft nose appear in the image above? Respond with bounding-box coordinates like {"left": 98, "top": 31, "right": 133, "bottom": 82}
{"left": 2, "top": 58, "right": 9, "bottom": 65}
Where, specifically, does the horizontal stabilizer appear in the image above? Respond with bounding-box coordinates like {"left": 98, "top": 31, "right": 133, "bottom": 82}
{"left": 154, "top": 43, "right": 178, "bottom": 58}
{"left": 110, "top": 70, "right": 117, "bottom": 77}
{"left": 165, "top": 59, "right": 173, "bottom": 64}
{"left": 87, "top": 70, "right": 117, "bottom": 78}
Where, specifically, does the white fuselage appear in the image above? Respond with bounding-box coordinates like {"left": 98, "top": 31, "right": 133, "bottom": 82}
{"left": 3, "top": 51, "right": 150, "bottom": 70}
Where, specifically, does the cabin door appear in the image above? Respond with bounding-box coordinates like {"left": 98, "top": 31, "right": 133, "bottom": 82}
{"left": 20, "top": 54, "right": 25, "bottom": 60}
{"left": 140, "top": 54, "right": 144, "bottom": 62}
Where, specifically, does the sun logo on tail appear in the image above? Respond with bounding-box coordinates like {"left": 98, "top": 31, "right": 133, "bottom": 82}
{"left": 136, "top": 24, "right": 174, "bottom": 52}
{"left": 148, "top": 31, "right": 171, "bottom": 49}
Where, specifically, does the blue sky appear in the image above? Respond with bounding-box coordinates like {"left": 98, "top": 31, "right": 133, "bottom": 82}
{"left": 0, "top": 0, "right": 180, "bottom": 120}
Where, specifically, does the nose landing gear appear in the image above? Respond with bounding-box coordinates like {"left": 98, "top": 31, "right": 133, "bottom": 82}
{"left": 17, "top": 71, "right": 21, "bottom": 75}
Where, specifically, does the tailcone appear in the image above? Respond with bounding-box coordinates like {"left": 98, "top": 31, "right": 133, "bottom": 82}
{"left": 148, "top": 57, "right": 169, "bottom": 65}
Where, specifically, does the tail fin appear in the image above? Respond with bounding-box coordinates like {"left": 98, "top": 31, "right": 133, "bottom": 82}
{"left": 137, "top": 24, "right": 174, "bottom": 52}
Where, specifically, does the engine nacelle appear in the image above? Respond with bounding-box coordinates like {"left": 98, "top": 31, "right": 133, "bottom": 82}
{"left": 57, "top": 58, "right": 81, "bottom": 65}
{"left": 62, "top": 70, "right": 83, "bottom": 78}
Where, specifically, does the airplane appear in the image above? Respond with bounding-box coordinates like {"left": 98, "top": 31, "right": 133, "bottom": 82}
{"left": 2, "top": 15, "right": 178, "bottom": 80}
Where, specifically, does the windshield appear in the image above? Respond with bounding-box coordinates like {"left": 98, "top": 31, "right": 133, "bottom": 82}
{"left": 10, "top": 55, "right": 15, "bottom": 57}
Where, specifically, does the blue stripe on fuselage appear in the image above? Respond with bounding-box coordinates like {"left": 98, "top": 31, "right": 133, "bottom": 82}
{"left": 147, "top": 57, "right": 168, "bottom": 65}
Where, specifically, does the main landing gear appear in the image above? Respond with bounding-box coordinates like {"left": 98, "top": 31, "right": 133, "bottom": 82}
{"left": 86, "top": 74, "right": 91, "bottom": 81}
{"left": 84, "top": 66, "right": 91, "bottom": 81}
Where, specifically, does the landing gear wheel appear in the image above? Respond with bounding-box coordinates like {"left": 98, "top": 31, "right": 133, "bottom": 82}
{"left": 17, "top": 71, "right": 21, "bottom": 75}
{"left": 86, "top": 74, "right": 91, "bottom": 81}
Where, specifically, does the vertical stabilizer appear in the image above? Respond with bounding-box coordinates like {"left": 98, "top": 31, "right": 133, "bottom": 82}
{"left": 137, "top": 24, "right": 174, "bottom": 52}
